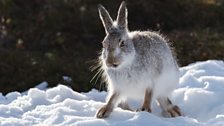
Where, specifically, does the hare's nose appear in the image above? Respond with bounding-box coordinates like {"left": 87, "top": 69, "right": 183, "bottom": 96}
{"left": 106, "top": 57, "right": 120, "bottom": 68}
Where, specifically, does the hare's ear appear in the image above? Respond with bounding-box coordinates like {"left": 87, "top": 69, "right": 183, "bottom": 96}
{"left": 116, "top": 1, "right": 128, "bottom": 30}
{"left": 98, "top": 4, "right": 113, "bottom": 33}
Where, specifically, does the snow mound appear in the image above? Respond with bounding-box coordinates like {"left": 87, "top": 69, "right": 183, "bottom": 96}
{"left": 0, "top": 60, "right": 224, "bottom": 126}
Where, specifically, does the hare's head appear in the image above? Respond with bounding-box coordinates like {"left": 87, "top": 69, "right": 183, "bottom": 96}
{"left": 98, "top": 1, "right": 135, "bottom": 69}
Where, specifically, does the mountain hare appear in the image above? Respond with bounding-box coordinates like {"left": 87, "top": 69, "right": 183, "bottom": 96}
{"left": 96, "top": 1, "right": 181, "bottom": 118}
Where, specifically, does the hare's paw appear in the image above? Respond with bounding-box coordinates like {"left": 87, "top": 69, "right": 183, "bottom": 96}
{"left": 96, "top": 105, "right": 112, "bottom": 118}
{"left": 163, "top": 105, "right": 181, "bottom": 117}
{"left": 168, "top": 105, "right": 181, "bottom": 117}
{"left": 137, "top": 106, "right": 151, "bottom": 112}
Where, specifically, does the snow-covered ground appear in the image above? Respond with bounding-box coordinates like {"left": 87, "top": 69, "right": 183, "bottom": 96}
{"left": 0, "top": 60, "right": 224, "bottom": 126}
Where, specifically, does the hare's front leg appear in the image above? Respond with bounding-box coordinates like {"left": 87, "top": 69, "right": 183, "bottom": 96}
{"left": 137, "top": 88, "right": 152, "bottom": 112}
{"left": 96, "top": 92, "right": 119, "bottom": 118}
{"left": 157, "top": 97, "right": 181, "bottom": 117}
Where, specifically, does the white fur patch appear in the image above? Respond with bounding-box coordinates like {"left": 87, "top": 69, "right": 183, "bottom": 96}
{"left": 114, "top": 47, "right": 120, "bottom": 57}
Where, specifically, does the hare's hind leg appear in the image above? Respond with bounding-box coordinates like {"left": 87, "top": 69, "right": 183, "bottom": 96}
{"left": 157, "top": 97, "right": 181, "bottom": 117}
{"left": 137, "top": 88, "right": 152, "bottom": 112}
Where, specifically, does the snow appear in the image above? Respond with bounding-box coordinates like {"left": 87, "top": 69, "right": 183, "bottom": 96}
{"left": 0, "top": 60, "right": 224, "bottom": 126}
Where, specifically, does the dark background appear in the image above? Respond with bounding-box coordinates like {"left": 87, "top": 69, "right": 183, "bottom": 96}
{"left": 0, "top": 0, "right": 224, "bottom": 94}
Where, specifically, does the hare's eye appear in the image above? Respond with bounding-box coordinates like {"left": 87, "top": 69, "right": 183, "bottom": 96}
{"left": 119, "top": 40, "right": 125, "bottom": 48}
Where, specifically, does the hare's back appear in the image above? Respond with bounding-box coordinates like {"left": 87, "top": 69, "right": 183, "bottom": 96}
{"left": 131, "top": 31, "right": 174, "bottom": 61}
{"left": 130, "top": 31, "right": 178, "bottom": 74}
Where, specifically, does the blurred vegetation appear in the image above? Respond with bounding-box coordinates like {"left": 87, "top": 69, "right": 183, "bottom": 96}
{"left": 0, "top": 0, "right": 223, "bottom": 94}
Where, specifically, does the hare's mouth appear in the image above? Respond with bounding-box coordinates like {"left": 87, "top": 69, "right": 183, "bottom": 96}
{"left": 106, "top": 62, "right": 120, "bottom": 68}
{"left": 111, "top": 63, "right": 118, "bottom": 68}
